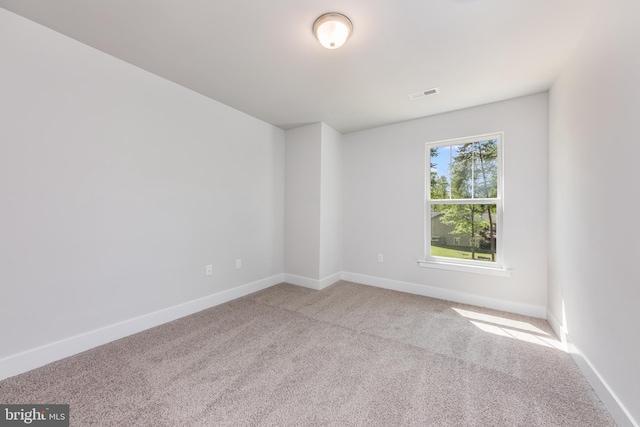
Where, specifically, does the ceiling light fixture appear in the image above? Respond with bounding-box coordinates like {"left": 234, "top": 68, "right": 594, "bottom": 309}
{"left": 313, "top": 13, "right": 353, "bottom": 49}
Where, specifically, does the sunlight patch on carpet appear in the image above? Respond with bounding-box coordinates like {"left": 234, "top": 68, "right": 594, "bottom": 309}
{"left": 452, "top": 307, "right": 567, "bottom": 351}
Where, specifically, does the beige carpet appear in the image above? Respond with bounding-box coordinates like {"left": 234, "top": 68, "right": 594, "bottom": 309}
{"left": 0, "top": 281, "right": 615, "bottom": 426}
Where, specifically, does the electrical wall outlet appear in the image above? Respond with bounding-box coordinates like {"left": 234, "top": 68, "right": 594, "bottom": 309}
{"left": 205, "top": 265, "right": 213, "bottom": 276}
{"left": 235, "top": 259, "right": 242, "bottom": 269}
{"left": 377, "top": 254, "right": 383, "bottom": 263}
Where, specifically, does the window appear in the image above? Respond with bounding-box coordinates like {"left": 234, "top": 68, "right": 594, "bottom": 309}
{"left": 420, "top": 133, "right": 507, "bottom": 275}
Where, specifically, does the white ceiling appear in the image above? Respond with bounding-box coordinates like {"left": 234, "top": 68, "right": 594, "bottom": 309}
{"left": 0, "top": 0, "right": 600, "bottom": 134}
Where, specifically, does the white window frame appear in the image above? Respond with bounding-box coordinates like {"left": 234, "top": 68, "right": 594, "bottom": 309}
{"left": 418, "top": 132, "right": 510, "bottom": 277}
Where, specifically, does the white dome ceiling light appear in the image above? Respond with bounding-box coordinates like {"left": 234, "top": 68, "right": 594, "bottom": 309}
{"left": 313, "top": 13, "right": 353, "bottom": 49}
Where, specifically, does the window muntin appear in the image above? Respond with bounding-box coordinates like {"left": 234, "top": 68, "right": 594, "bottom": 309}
{"left": 426, "top": 134, "right": 503, "bottom": 267}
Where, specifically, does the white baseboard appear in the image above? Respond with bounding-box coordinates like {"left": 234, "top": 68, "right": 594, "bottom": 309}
{"left": 341, "top": 271, "right": 547, "bottom": 318}
{"left": 0, "top": 274, "right": 284, "bottom": 381}
{"left": 284, "top": 273, "right": 320, "bottom": 290}
{"left": 319, "top": 272, "right": 342, "bottom": 290}
{"left": 546, "top": 310, "right": 567, "bottom": 344}
{"left": 547, "top": 312, "right": 638, "bottom": 427}
{"left": 284, "top": 272, "right": 341, "bottom": 291}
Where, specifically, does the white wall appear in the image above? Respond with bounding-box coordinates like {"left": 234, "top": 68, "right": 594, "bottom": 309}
{"left": 548, "top": 0, "right": 640, "bottom": 424}
{"left": 284, "top": 123, "right": 342, "bottom": 287}
{"left": 284, "top": 124, "right": 322, "bottom": 280}
{"left": 342, "top": 93, "right": 548, "bottom": 314}
{"left": 0, "top": 8, "right": 285, "bottom": 371}
{"left": 319, "top": 123, "right": 343, "bottom": 280}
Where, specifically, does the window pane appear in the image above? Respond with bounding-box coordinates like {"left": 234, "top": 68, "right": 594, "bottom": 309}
{"left": 450, "top": 144, "right": 473, "bottom": 199}
{"left": 429, "top": 146, "right": 450, "bottom": 199}
{"left": 433, "top": 140, "right": 498, "bottom": 200}
{"left": 472, "top": 140, "right": 498, "bottom": 199}
{"left": 430, "top": 203, "right": 497, "bottom": 263}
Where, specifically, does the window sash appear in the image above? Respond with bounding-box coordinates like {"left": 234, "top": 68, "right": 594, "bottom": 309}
{"left": 428, "top": 202, "right": 501, "bottom": 266}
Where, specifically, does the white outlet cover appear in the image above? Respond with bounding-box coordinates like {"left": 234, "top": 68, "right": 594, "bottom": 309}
{"left": 206, "top": 265, "right": 213, "bottom": 276}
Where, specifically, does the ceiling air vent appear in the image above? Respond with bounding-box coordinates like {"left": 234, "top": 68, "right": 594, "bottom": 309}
{"left": 409, "top": 87, "right": 439, "bottom": 100}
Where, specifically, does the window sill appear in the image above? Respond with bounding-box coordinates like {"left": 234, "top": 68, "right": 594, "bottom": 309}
{"left": 417, "top": 260, "right": 512, "bottom": 277}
